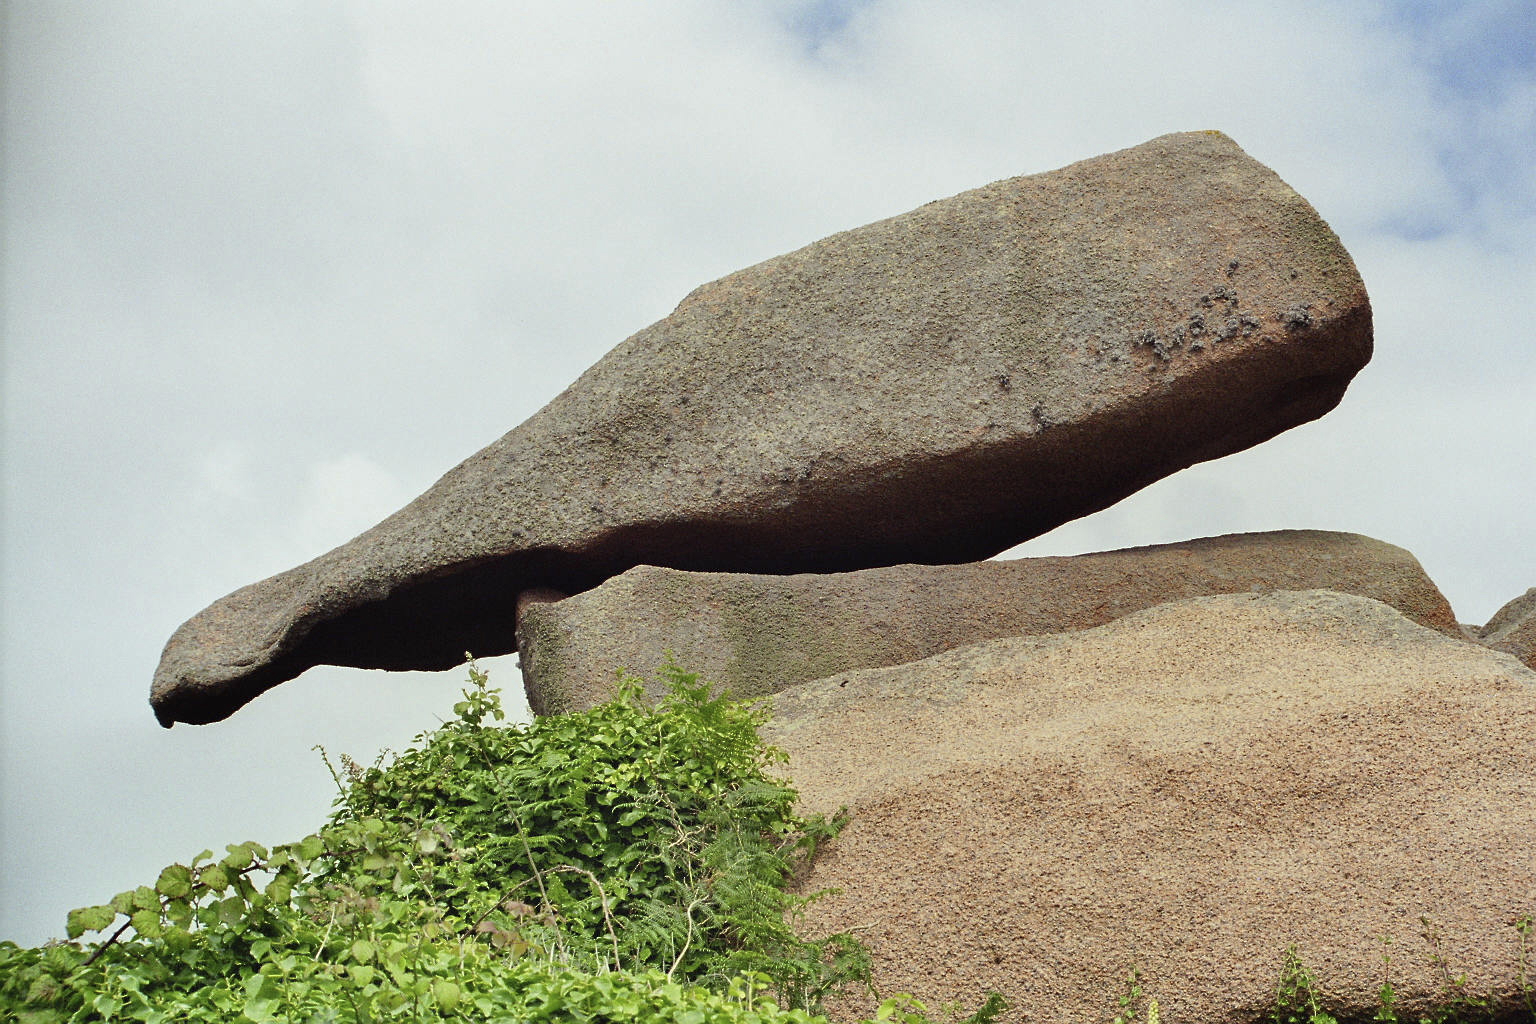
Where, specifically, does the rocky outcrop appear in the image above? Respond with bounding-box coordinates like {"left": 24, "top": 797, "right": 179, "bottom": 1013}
{"left": 517, "top": 531, "right": 1457, "bottom": 714}
{"left": 766, "top": 591, "right": 1536, "bottom": 1024}
{"left": 1480, "top": 587, "right": 1536, "bottom": 669}
{"left": 152, "top": 131, "right": 1372, "bottom": 726}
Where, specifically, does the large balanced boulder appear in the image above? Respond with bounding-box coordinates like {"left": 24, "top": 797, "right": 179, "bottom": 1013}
{"left": 1480, "top": 587, "right": 1536, "bottom": 670}
{"left": 517, "top": 530, "right": 1458, "bottom": 714}
{"left": 766, "top": 591, "right": 1536, "bottom": 1024}
{"left": 152, "top": 131, "right": 1372, "bottom": 726}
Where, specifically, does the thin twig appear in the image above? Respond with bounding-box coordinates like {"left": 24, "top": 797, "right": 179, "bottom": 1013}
{"left": 80, "top": 919, "right": 133, "bottom": 969}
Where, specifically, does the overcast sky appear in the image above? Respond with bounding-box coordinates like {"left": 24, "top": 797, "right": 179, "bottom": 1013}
{"left": 3, "top": 1, "right": 1532, "bottom": 946}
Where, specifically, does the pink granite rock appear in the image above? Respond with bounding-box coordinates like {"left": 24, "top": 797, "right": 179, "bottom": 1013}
{"left": 1480, "top": 587, "right": 1536, "bottom": 670}
{"left": 768, "top": 591, "right": 1536, "bottom": 1024}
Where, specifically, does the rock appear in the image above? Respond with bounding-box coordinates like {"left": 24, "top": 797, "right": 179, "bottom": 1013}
{"left": 765, "top": 591, "right": 1536, "bottom": 1024}
{"left": 518, "top": 531, "right": 1458, "bottom": 714}
{"left": 1479, "top": 587, "right": 1536, "bottom": 669}
{"left": 152, "top": 131, "right": 1372, "bottom": 726}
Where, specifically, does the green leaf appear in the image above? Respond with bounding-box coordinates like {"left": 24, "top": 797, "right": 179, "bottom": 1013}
{"left": 348, "top": 964, "right": 375, "bottom": 986}
{"left": 155, "top": 864, "right": 192, "bottom": 899}
{"left": 110, "top": 890, "right": 136, "bottom": 914}
{"left": 350, "top": 938, "right": 375, "bottom": 963}
{"left": 265, "top": 874, "right": 293, "bottom": 905}
{"left": 66, "top": 904, "right": 117, "bottom": 939}
{"left": 432, "top": 979, "right": 462, "bottom": 1012}
{"left": 129, "top": 909, "right": 163, "bottom": 938}
{"left": 165, "top": 898, "right": 193, "bottom": 926}
{"left": 216, "top": 896, "right": 246, "bottom": 927}
{"left": 131, "top": 886, "right": 159, "bottom": 912}
{"left": 221, "top": 844, "right": 254, "bottom": 871}
{"left": 242, "top": 973, "right": 282, "bottom": 1023}
{"left": 198, "top": 863, "right": 230, "bottom": 892}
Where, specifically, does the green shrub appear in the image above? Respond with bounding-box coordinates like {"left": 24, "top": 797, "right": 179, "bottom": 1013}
{"left": 0, "top": 660, "right": 867, "bottom": 1023}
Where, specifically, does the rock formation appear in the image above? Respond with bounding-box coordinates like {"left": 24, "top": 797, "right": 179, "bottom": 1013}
{"left": 152, "top": 130, "right": 1371, "bottom": 726}
{"left": 765, "top": 591, "right": 1536, "bottom": 1024}
{"left": 1479, "top": 586, "right": 1536, "bottom": 670}
{"left": 517, "top": 530, "right": 1459, "bottom": 714}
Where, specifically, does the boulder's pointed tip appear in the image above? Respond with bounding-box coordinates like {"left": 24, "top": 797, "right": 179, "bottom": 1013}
{"left": 150, "top": 676, "right": 181, "bottom": 728}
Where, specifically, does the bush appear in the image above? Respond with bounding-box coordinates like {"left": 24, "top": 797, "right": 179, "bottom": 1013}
{"left": 0, "top": 660, "right": 868, "bottom": 1023}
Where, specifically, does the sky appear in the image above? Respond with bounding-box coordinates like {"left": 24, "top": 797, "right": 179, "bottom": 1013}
{"left": 2, "top": 1, "right": 1533, "bottom": 946}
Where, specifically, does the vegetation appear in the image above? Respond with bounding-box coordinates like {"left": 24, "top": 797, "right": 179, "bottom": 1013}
{"left": 1105, "top": 923, "right": 1534, "bottom": 1024}
{"left": 0, "top": 661, "right": 877, "bottom": 1023}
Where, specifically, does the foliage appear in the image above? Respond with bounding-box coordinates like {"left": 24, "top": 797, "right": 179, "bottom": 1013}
{"left": 0, "top": 659, "right": 869, "bottom": 1023}
{"left": 1110, "top": 964, "right": 1147, "bottom": 1024}
{"left": 1273, "top": 946, "right": 1339, "bottom": 1024}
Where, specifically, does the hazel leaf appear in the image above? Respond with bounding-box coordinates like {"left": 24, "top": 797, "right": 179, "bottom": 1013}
{"left": 130, "top": 909, "right": 163, "bottom": 939}
{"left": 155, "top": 864, "right": 192, "bottom": 899}
{"left": 198, "top": 863, "right": 230, "bottom": 892}
{"left": 66, "top": 904, "right": 117, "bottom": 939}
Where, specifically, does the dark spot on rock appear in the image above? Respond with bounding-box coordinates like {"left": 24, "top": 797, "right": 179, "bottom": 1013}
{"left": 1283, "top": 305, "right": 1315, "bottom": 331}
{"left": 996, "top": 373, "right": 1013, "bottom": 392}
{"left": 1227, "top": 259, "right": 1240, "bottom": 277}
{"left": 1138, "top": 330, "right": 1172, "bottom": 361}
